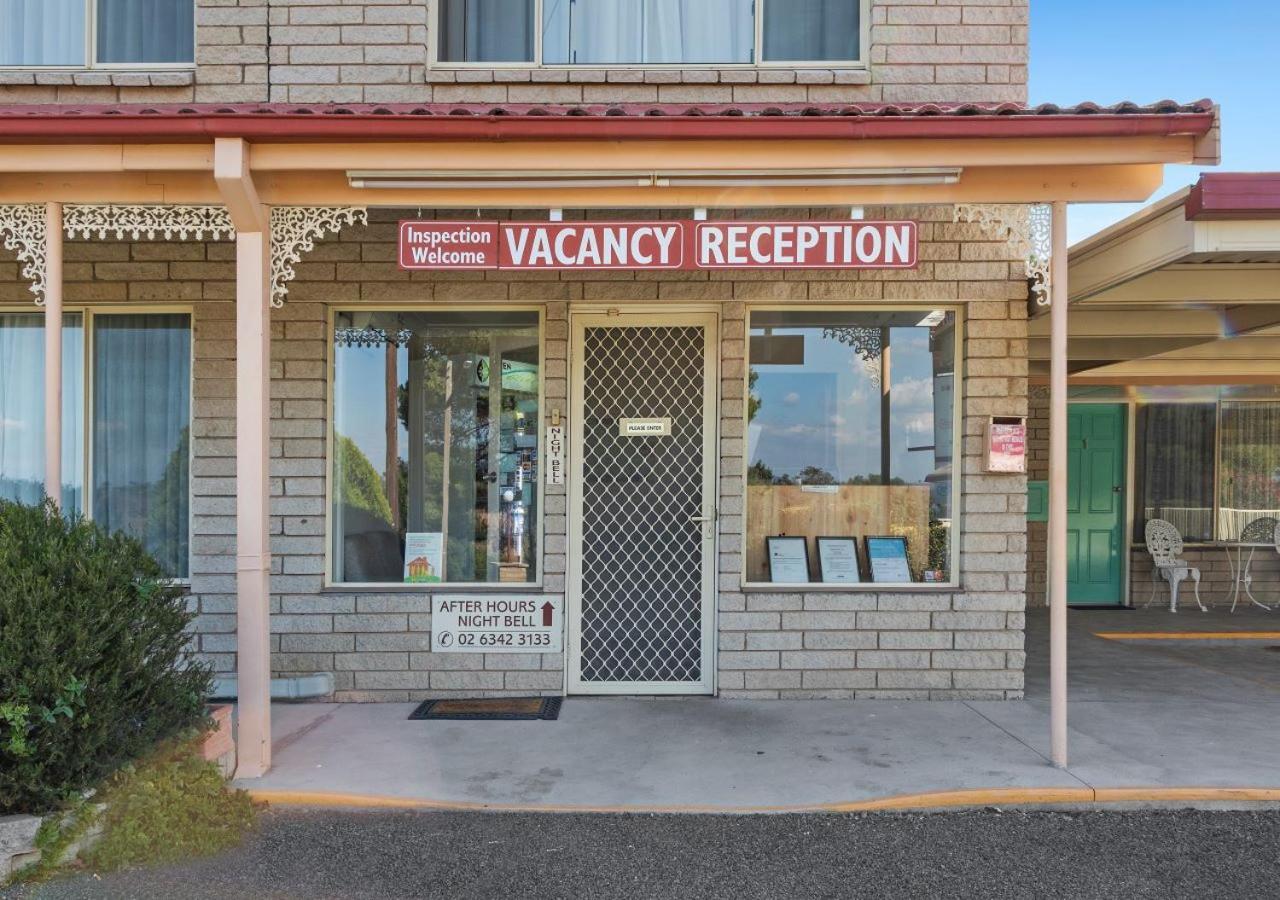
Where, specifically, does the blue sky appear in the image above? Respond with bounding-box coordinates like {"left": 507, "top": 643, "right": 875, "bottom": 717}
{"left": 1030, "top": 1, "right": 1280, "bottom": 243}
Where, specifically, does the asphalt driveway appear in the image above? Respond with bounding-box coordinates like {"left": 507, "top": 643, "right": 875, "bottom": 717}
{"left": 9, "top": 807, "right": 1280, "bottom": 899}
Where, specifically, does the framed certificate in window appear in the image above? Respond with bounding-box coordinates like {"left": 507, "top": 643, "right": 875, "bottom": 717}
{"left": 816, "top": 537, "right": 861, "bottom": 584}
{"left": 766, "top": 536, "right": 811, "bottom": 584}
{"left": 865, "top": 535, "right": 912, "bottom": 584}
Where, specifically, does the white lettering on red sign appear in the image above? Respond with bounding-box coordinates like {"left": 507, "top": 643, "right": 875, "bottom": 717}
{"left": 397, "top": 219, "right": 918, "bottom": 271}
{"left": 695, "top": 221, "right": 916, "bottom": 269}
{"left": 398, "top": 221, "right": 498, "bottom": 269}
{"left": 500, "top": 222, "right": 683, "bottom": 269}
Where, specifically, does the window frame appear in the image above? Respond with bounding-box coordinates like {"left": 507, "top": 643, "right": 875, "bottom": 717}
{"left": 324, "top": 305, "right": 548, "bottom": 592}
{"left": 740, "top": 303, "right": 965, "bottom": 592}
{"left": 0, "top": 0, "right": 197, "bottom": 71}
{"left": 1132, "top": 390, "right": 1280, "bottom": 547}
{"left": 0, "top": 304, "right": 195, "bottom": 580}
{"left": 427, "top": 0, "right": 872, "bottom": 71}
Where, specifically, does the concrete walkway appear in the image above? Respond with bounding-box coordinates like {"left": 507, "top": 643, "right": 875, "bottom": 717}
{"left": 239, "top": 608, "right": 1280, "bottom": 811}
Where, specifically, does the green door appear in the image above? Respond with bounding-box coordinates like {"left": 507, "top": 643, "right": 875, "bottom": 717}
{"left": 1066, "top": 404, "right": 1127, "bottom": 605}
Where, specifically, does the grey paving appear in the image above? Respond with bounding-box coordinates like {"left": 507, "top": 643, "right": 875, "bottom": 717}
{"left": 10, "top": 808, "right": 1280, "bottom": 899}
{"left": 243, "top": 607, "right": 1280, "bottom": 809}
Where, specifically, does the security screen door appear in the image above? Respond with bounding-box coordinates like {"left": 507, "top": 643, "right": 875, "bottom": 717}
{"left": 568, "top": 312, "right": 718, "bottom": 695}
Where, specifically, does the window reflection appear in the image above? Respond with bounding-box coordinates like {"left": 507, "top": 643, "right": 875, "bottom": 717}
{"left": 746, "top": 310, "right": 955, "bottom": 584}
{"left": 332, "top": 311, "right": 540, "bottom": 584}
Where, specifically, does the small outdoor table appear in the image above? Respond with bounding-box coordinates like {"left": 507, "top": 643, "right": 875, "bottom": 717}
{"left": 1226, "top": 517, "right": 1279, "bottom": 613}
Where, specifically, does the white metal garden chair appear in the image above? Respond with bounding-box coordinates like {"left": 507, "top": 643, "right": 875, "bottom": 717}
{"left": 1227, "top": 516, "right": 1278, "bottom": 613}
{"left": 1144, "top": 518, "right": 1207, "bottom": 613}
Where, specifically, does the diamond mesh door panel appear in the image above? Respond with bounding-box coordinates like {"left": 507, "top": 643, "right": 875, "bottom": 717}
{"left": 579, "top": 325, "right": 706, "bottom": 684}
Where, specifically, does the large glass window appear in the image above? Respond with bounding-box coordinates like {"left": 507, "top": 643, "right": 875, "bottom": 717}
{"left": 0, "top": 311, "right": 190, "bottom": 577}
{"left": 763, "top": 0, "right": 861, "bottom": 63}
{"left": 332, "top": 311, "right": 540, "bottom": 585}
{"left": 745, "top": 310, "right": 957, "bottom": 586}
{"left": 0, "top": 313, "right": 83, "bottom": 511}
{"left": 438, "top": 0, "right": 535, "bottom": 63}
{"left": 1133, "top": 397, "right": 1280, "bottom": 544}
{"left": 0, "top": 0, "right": 193, "bottom": 67}
{"left": 542, "top": 0, "right": 753, "bottom": 65}
{"left": 438, "top": 0, "right": 863, "bottom": 65}
{"left": 1218, "top": 401, "right": 1280, "bottom": 541}
{"left": 92, "top": 314, "right": 191, "bottom": 577}
{"left": 1133, "top": 403, "right": 1216, "bottom": 543}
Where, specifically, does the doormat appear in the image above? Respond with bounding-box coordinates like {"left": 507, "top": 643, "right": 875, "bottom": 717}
{"left": 408, "top": 697, "right": 562, "bottom": 721}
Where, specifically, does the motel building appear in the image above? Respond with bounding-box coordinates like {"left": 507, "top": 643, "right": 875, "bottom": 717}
{"left": 0, "top": 1, "right": 1235, "bottom": 778}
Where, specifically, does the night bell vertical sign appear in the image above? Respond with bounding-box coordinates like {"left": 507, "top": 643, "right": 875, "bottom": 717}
{"left": 546, "top": 419, "right": 566, "bottom": 486}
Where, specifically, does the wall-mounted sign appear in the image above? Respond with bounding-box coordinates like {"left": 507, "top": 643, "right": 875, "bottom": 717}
{"left": 985, "top": 417, "right": 1027, "bottom": 473}
{"left": 619, "top": 417, "right": 671, "bottom": 437}
{"left": 398, "top": 220, "right": 917, "bottom": 271}
{"left": 546, "top": 423, "right": 566, "bottom": 485}
{"left": 431, "top": 595, "right": 562, "bottom": 654}
{"left": 399, "top": 221, "right": 498, "bottom": 269}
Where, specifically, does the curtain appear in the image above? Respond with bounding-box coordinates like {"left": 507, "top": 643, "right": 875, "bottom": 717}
{"left": 93, "top": 314, "right": 190, "bottom": 577}
{"left": 544, "top": 0, "right": 752, "bottom": 65}
{"left": 439, "top": 0, "right": 534, "bottom": 62}
{"left": 1218, "top": 401, "right": 1280, "bottom": 541}
{"left": 1134, "top": 403, "right": 1216, "bottom": 542}
{"left": 0, "top": 0, "right": 86, "bottom": 66}
{"left": 96, "top": 0, "right": 194, "bottom": 64}
{"left": 763, "top": 0, "right": 861, "bottom": 62}
{"left": 0, "top": 313, "right": 83, "bottom": 511}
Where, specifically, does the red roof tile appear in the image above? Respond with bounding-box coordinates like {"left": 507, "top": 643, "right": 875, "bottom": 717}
{"left": 0, "top": 100, "right": 1217, "bottom": 143}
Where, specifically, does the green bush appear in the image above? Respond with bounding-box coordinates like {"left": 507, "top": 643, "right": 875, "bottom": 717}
{"left": 0, "top": 499, "right": 212, "bottom": 816}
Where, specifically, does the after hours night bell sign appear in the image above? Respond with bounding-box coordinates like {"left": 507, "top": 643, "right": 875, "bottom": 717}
{"left": 431, "top": 595, "right": 563, "bottom": 654}
{"left": 399, "top": 220, "right": 918, "bottom": 271}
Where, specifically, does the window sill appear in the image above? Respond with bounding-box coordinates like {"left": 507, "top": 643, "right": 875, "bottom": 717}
{"left": 424, "top": 66, "right": 870, "bottom": 86}
{"left": 741, "top": 582, "right": 962, "bottom": 593}
{"left": 323, "top": 582, "right": 545, "bottom": 594}
{"left": 0, "top": 69, "right": 194, "bottom": 87}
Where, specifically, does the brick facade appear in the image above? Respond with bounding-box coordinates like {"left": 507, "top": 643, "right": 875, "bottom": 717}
{"left": 0, "top": 0, "right": 1028, "bottom": 106}
{"left": 1, "top": 204, "right": 1030, "bottom": 700}
{"left": 1, "top": 0, "right": 1035, "bottom": 699}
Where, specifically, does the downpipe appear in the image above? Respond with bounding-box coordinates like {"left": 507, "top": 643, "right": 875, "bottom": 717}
{"left": 209, "top": 673, "right": 334, "bottom": 701}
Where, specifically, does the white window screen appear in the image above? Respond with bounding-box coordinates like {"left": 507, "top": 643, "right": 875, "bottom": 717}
{"left": 763, "top": 0, "right": 861, "bottom": 62}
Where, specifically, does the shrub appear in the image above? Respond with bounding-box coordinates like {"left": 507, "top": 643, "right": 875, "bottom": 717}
{"left": 0, "top": 499, "right": 212, "bottom": 815}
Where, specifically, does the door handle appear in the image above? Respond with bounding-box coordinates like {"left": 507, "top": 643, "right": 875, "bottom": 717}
{"left": 690, "top": 516, "right": 711, "bottom": 523}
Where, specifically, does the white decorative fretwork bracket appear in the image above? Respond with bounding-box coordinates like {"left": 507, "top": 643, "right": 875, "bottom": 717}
{"left": 270, "top": 207, "right": 367, "bottom": 308}
{"left": 0, "top": 205, "right": 47, "bottom": 303}
{"left": 3, "top": 203, "right": 368, "bottom": 307}
{"left": 65, "top": 205, "right": 235, "bottom": 241}
{"left": 953, "top": 203, "right": 1053, "bottom": 308}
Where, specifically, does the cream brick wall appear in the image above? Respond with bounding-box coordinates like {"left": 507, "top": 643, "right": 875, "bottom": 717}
{"left": 2, "top": 203, "right": 1031, "bottom": 700}
{"left": 0, "top": 0, "right": 1027, "bottom": 106}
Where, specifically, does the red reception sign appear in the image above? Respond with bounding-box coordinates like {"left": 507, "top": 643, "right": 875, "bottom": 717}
{"left": 398, "top": 220, "right": 916, "bottom": 271}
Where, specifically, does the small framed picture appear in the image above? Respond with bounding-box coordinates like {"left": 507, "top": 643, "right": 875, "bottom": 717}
{"left": 865, "top": 535, "right": 912, "bottom": 584}
{"left": 766, "top": 535, "right": 811, "bottom": 584}
{"left": 816, "top": 537, "right": 862, "bottom": 584}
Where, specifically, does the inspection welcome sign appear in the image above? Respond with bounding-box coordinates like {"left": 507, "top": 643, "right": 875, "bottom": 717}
{"left": 399, "top": 220, "right": 918, "bottom": 271}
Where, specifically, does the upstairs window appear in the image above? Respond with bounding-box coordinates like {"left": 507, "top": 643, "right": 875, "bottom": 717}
{"left": 0, "top": 0, "right": 194, "bottom": 67}
{"left": 437, "top": 0, "right": 864, "bottom": 65}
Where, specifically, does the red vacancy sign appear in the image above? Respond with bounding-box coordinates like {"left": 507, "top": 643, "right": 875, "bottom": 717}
{"left": 398, "top": 220, "right": 916, "bottom": 271}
